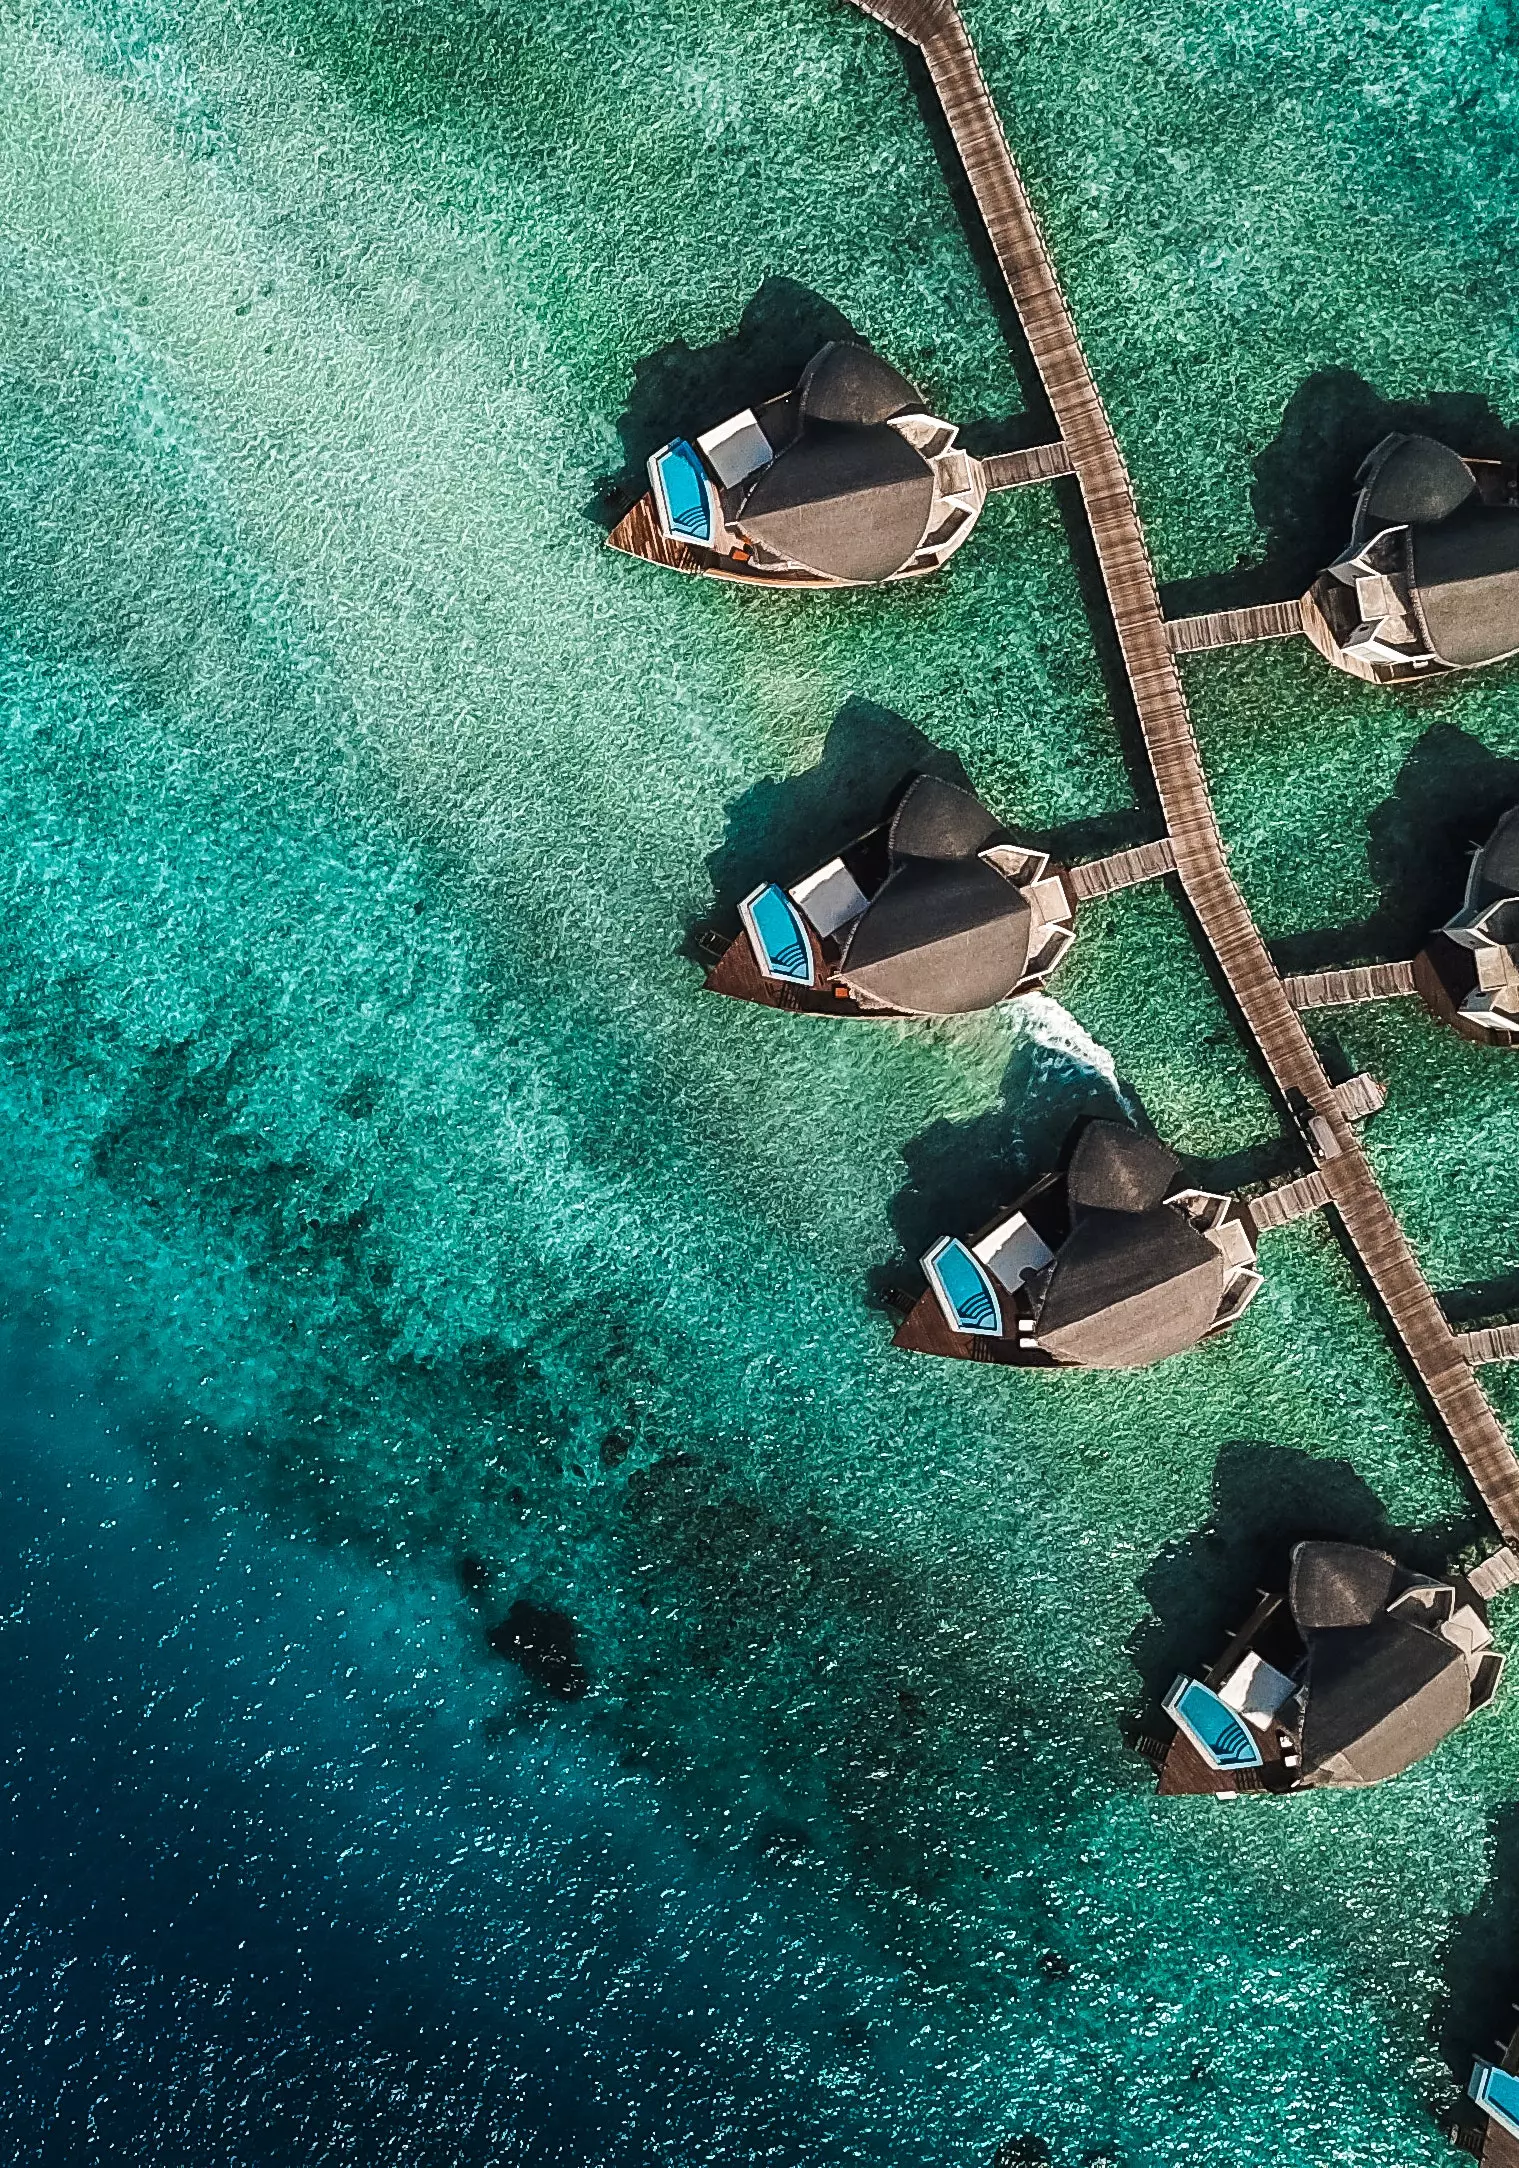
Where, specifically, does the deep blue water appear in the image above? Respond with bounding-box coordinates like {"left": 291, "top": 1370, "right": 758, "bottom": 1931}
{"left": 0, "top": 1319, "right": 975, "bottom": 2168}
{"left": 10, "top": 0, "right": 1519, "bottom": 2158}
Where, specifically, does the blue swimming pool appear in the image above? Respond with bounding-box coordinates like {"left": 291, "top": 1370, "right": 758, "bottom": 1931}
{"left": 739, "top": 884, "right": 814, "bottom": 986}
{"left": 1470, "top": 2059, "right": 1519, "bottom": 2139}
{"left": 1163, "top": 1678, "right": 1264, "bottom": 1773}
{"left": 649, "top": 439, "right": 712, "bottom": 544}
{"left": 922, "top": 1237, "right": 1002, "bottom": 1336}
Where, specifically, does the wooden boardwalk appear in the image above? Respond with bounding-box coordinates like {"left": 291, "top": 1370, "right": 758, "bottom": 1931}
{"left": 1066, "top": 837, "right": 1176, "bottom": 902}
{"left": 1459, "top": 1326, "right": 1519, "bottom": 1368}
{"left": 981, "top": 440, "right": 1076, "bottom": 492}
{"left": 1246, "top": 1171, "right": 1330, "bottom": 1237}
{"left": 1165, "top": 600, "right": 1304, "bottom": 654}
{"left": 843, "top": 0, "right": 1519, "bottom": 1537}
{"left": 1469, "top": 1545, "right": 1519, "bottom": 1599}
{"left": 1284, "top": 960, "right": 1419, "bottom": 1010}
{"left": 1332, "top": 1073, "right": 1387, "bottom": 1123}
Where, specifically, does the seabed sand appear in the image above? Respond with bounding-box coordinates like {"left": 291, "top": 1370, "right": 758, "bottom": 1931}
{"left": 1, "top": 0, "right": 1519, "bottom": 2161}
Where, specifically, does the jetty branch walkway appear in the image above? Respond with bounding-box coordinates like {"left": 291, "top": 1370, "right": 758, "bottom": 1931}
{"left": 842, "top": 0, "right": 1519, "bottom": 1537}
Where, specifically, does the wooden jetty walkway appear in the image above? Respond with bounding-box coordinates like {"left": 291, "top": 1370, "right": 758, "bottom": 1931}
{"left": 843, "top": 0, "right": 1519, "bottom": 1538}
{"left": 982, "top": 440, "right": 1076, "bottom": 492}
{"left": 1460, "top": 1326, "right": 1519, "bottom": 1369}
{"left": 1246, "top": 1170, "right": 1330, "bottom": 1238}
{"left": 1065, "top": 837, "right": 1175, "bottom": 903}
{"left": 1165, "top": 599, "right": 1304, "bottom": 655}
{"left": 1283, "top": 960, "right": 1419, "bottom": 1011}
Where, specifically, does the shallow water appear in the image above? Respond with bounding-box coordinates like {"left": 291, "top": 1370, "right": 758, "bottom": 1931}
{"left": 3, "top": 0, "right": 1519, "bottom": 2159}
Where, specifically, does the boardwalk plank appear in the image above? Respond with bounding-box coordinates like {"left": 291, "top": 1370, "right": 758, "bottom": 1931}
{"left": 1065, "top": 839, "right": 1175, "bottom": 901}
{"left": 1284, "top": 961, "right": 1419, "bottom": 1010}
{"left": 1166, "top": 601, "right": 1304, "bottom": 653}
{"left": 981, "top": 441, "right": 1076, "bottom": 491}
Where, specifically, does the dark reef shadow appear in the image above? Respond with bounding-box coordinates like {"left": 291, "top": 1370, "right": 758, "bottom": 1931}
{"left": 1438, "top": 1802, "right": 1519, "bottom": 2106}
{"left": 687, "top": 701, "right": 1158, "bottom": 963}
{"left": 586, "top": 278, "right": 858, "bottom": 527}
{"left": 1125, "top": 1441, "right": 1480, "bottom": 1721}
{"left": 1161, "top": 368, "right": 1519, "bottom": 620}
{"left": 617, "top": 1448, "right": 1061, "bottom": 1987}
{"left": 485, "top": 1597, "right": 589, "bottom": 1701}
{"left": 1270, "top": 723, "right": 1519, "bottom": 976}
{"left": 870, "top": 1085, "right": 1133, "bottom": 1310}
{"left": 992, "top": 2139, "right": 1052, "bottom": 2168}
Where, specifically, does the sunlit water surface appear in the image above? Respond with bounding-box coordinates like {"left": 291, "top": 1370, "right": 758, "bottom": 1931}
{"left": 5, "top": 0, "right": 1519, "bottom": 2160}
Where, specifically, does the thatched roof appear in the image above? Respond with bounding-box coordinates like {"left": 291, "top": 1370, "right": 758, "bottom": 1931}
{"left": 731, "top": 343, "right": 937, "bottom": 583}
{"left": 1065, "top": 1120, "right": 1180, "bottom": 1213}
{"left": 1410, "top": 502, "right": 1519, "bottom": 669}
{"left": 1033, "top": 1203, "right": 1226, "bottom": 1369}
{"left": 1288, "top": 1540, "right": 1398, "bottom": 1630}
{"left": 1297, "top": 1617, "right": 1470, "bottom": 1787}
{"left": 1287, "top": 1540, "right": 1473, "bottom": 1787}
{"left": 839, "top": 857, "right": 1033, "bottom": 1011}
{"left": 835, "top": 777, "right": 1031, "bottom": 1014}
{"left": 1357, "top": 432, "right": 1475, "bottom": 533}
{"left": 738, "top": 423, "right": 934, "bottom": 583}
{"left": 797, "top": 341, "right": 920, "bottom": 426}
{"left": 888, "top": 771, "right": 1003, "bottom": 859}
{"left": 1471, "top": 804, "right": 1519, "bottom": 908}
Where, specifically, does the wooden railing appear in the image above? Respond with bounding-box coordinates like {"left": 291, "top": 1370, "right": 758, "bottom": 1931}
{"left": 842, "top": 0, "right": 1519, "bottom": 1537}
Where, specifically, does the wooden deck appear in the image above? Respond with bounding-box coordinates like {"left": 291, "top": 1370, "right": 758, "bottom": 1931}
{"left": 1165, "top": 600, "right": 1305, "bottom": 654}
{"left": 1065, "top": 837, "right": 1175, "bottom": 903}
{"left": 1245, "top": 1171, "right": 1329, "bottom": 1237}
{"left": 1332, "top": 1072, "right": 1387, "bottom": 1122}
{"left": 1485, "top": 2109, "right": 1519, "bottom": 2168}
{"left": 843, "top": 0, "right": 1519, "bottom": 1537}
{"left": 1283, "top": 960, "right": 1419, "bottom": 1010}
{"left": 894, "top": 1286, "right": 1045, "bottom": 1365}
{"left": 981, "top": 440, "right": 1076, "bottom": 491}
{"left": 607, "top": 491, "right": 848, "bottom": 588}
{"left": 1459, "top": 1326, "right": 1519, "bottom": 1368}
{"left": 703, "top": 920, "right": 869, "bottom": 1015}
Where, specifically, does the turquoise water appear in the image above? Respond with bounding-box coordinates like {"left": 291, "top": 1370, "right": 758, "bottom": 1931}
{"left": 4, "top": 0, "right": 1519, "bottom": 2159}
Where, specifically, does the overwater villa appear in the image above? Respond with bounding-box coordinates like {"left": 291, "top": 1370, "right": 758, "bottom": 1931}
{"left": 1415, "top": 803, "right": 1519, "bottom": 1042}
{"left": 706, "top": 774, "right": 1076, "bottom": 1017}
{"left": 893, "top": 1119, "right": 1266, "bottom": 1369}
{"left": 1469, "top": 2026, "right": 1519, "bottom": 2164}
{"left": 608, "top": 341, "right": 990, "bottom": 587}
{"left": 1151, "top": 1540, "right": 1504, "bottom": 1797}
{"left": 1283, "top": 801, "right": 1519, "bottom": 1046}
{"left": 1302, "top": 434, "right": 1519, "bottom": 684}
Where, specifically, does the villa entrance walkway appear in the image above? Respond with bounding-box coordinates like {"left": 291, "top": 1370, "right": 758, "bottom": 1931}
{"left": 843, "top": 0, "right": 1519, "bottom": 1538}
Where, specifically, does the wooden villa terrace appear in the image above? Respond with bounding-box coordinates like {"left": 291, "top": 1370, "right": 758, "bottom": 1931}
{"left": 1462, "top": 2020, "right": 1519, "bottom": 2163}
{"left": 841, "top": 0, "right": 1519, "bottom": 1542}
